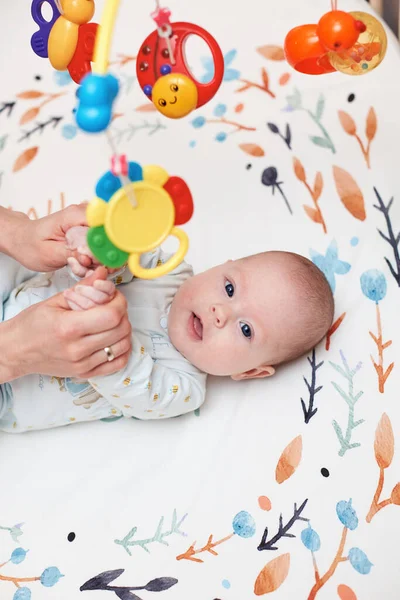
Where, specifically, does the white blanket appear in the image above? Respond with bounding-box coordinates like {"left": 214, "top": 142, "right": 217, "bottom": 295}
{"left": 1, "top": 0, "right": 400, "bottom": 598}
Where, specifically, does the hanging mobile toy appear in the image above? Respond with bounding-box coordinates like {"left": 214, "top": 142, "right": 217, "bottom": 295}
{"left": 284, "top": 1, "right": 387, "bottom": 76}
{"left": 72, "top": 0, "right": 199, "bottom": 279}
{"left": 86, "top": 160, "right": 194, "bottom": 279}
{"left": 31, "top": 0, "right": 98, "bottom": 83}
{"left": 136, "top": 8, "right": 224, "bottom": 118}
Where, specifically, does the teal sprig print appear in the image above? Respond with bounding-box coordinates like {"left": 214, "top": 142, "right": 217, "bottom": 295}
{"left": 0, "top": 524, "right": 24, "bottom": 543}
{"left": 285, "top": 89, "right": 336, "bottom": 154}
{"left": 331, "top": 351, "right": 364, "bottom": 457}
{"left": 112, "top": 120, "right": 166, "bottom": 144}
{"left": 114, "top": 510, "right": 187, "bottom": 555}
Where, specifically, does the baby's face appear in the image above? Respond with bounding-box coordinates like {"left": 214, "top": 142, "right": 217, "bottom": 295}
{"left": 168, "top": 255, "right": 298, "bottom": 378}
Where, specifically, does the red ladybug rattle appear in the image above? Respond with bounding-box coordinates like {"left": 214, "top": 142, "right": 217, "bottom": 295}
{"left": 136, "top": 13, "right": 224, "bottom": 118}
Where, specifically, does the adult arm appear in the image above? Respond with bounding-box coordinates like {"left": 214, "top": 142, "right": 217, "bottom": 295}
{"left": 0, "top": 268, "right": 132, "bottom": 384}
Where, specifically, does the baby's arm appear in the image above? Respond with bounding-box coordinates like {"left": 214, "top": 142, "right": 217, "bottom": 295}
{"left": 89, "top": 334, "right": 205, "bottom": 419}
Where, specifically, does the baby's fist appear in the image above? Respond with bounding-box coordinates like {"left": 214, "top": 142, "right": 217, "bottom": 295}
{"left": 64, "top": 278, "right": 116, "bottom": 311}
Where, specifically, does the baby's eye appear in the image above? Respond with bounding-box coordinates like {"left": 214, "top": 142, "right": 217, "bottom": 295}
{"left": 240, "top": 322, "right": 252, "bottom": 339}
{"left": 170, "top": 84, "right": 179, "bottom": 92}
{"left": 158, "top": 98, "right": 167, "bottom": 107}
{"left": 225, "top": 281, "right": 234, "bottom": 298}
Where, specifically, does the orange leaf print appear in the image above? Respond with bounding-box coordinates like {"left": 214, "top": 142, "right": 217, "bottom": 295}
{"left": 17, "top": 90, "right": 45, "bottom": 99}
{"left": 258, "top": 496, "right": 272, "bottom": 511}
{"left": 239, "top": 143, "right": 265, "bottom": 157}
{"left": 293, "top": 157, "right": 306, "bottom": 182}
{"left": 338, "top": 111, "right": 357, "bottom": 135}
{"left": 235, "top": 103, "right": 244, "bottom": 113}
{"left": 332, "top": 166, "right": 366, "bottom": 221}
{"left": 275, "top": 435, "right": 302, "bottom": 484}
{"left": 261, "top": 68, "right": 269, "bottom": 90}
{"left": 366, "top": 107, "right": 377, "bottom": 142}
{"left": 135, "top": 103, "right": 157, "bottom": 112}
{"left": 13, "top": 147, "right": 39, "bottom": 172}
{"left": 257, "top": 45, "right": 285, "bottom": 61}
{"left": 390, "top": 482, "right": 400, "bottom": 505}
{"left": 19, "top": 106, "right": 40, "bottom": 125}
{"left": 279, "top": 73, "right": 291, "bottom": 86}
{"left": 304, "top": 205, "right": 322, "bottom": 224}
{"left": 313, "top": 172, "right": 323, "bottom": 201}
{"left": 374, "top": 413, "right": 394, "bottom": 469}
{"left": 254, "top": 553, "right": 290, "bottom": 595}
{"left": 337, "top": 584, "right": 358, "bottom": 600}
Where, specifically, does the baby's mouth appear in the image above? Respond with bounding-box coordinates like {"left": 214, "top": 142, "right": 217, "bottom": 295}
{"left": 190, "top": 312, "right": 203, "bottom": 341}
{"left": 170, "top": 96, "right": 177, "bottom": 104}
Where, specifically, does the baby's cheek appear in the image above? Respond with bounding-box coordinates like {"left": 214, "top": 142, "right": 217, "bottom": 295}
{"left": 65, "top": 225, "right": 90, "bottom": 250}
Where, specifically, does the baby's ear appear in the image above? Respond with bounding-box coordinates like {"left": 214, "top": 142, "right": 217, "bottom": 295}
{"left": 231, "top": 365, "right": 275, "bottom": 381}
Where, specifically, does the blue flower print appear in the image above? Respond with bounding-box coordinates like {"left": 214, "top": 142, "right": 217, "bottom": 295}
{"left": 360, "top": 269, "right": 387, "bottom": 303}
{"left": 11, "top": 548, "right": 28, "bottom": 564}
{"left": 336, "top": 499, "right": 358, "bottom": 530}
{"left": 40, "top": 567, "right": 64, "bottom": 587}
{"left": 348, "top": 547, "right": 373, "bottom": 574}
{"left": 53, "top": 71, "right": 73, "bottom": 87}
{"left": 191, "top": 116, "right": 206, "bottom": 129}
{"left": 200, "top": 49, "right": 240, "bottom": 83}
{"left": 232, "top": 511, "right": 256, "bottom": 538}
{"left": 13, "top": 588, "right": 32, "bottom": 600}
{"left": 213, "top": 104, "right": 227, "bottom": 117}
{"left": 301, "top": 523, "right": 321, "bottom": 552}
{"left": 310, "top": 240, "right": 351, "bottom": 293}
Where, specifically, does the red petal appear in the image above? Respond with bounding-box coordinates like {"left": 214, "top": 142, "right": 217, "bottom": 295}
{"left": 164, "top": 176, "right": 194, "bottom": 225}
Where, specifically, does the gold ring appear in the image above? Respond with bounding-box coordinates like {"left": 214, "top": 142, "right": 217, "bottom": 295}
{"left": 104, "top": 346, "right": 115, "bottom": 362}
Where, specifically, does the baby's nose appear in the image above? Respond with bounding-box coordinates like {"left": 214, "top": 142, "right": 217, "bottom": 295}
{"left": 211, "top": 304, "right": 228, "bottom": 327}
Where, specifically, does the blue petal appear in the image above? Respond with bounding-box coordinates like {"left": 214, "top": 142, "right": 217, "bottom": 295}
{"left": 360, "top": 269, "right": 387, "bottom": 303}
{"left": 224, "top": 49, "right": 237, "bottom": 66}
{"left": 325, "top": 239, "right": 339, "bottom": 261}
{"left": 348, "top": 547, "right": 373, "bottom": 574}
{"left": 334, "top": 260, "right": 351, "bottom": 275}
{"left": 232, "top": 510, "right": 256, "bottom": 538}
{"left": 13, "top": 588, "right": 32, "bottom": 600}
{"left": 128, "top": 161, "right": 143, "bottom": 182}
{"left": 40, "top": 567, "right": 64, "bottom": 587}
{"left": 336, "top": 499, "right": 358, "bottom": 531}
{"left": 201, "top": 56, "right": 214, "bottom": 69}
{"left": 213, "top": 104, "right": 227, "bottom": 117}
{"left": 224, "top": 68, "right": 241, "bottom": 81}
{"left": 96, "top": 171, "right": 122, "bottom": 202}
{"left": 301, "top": 525, "right": 321, "bottom": 552}
{"left": 11, "top": 548, "right": 28, "bottom": 564}
{"left": 199, "top": 72, "right": 213, "bottom": 83}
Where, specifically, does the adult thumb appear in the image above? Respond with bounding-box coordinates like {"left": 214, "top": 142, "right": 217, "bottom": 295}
{"left": 47, "top": 266, "right": 109, "bottom": 311}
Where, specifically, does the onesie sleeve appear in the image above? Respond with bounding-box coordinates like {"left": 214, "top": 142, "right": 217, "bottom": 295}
{"left": 0, "top": 254, "right": 36, "bottom": 318}
{"left": 89, "top": 248, "right": 206, "bottom": 419}
{"left": 88, "top": 333, "right": 206, "bottom": 419}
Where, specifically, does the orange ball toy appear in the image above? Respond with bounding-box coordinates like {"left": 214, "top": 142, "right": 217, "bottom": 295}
{"left": 284, "top": 24, "right": 336, "bottom": 75}
{"left": 317, "top": 10, "right": 361, "bottom": 51}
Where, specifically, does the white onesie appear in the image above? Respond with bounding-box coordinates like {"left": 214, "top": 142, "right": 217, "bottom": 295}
{"left": 0, "top": 249, "right": 206, "bottom": 433}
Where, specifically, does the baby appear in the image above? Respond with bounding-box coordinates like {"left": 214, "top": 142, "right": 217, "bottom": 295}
{"left": 0, "top": 227, "right": 334, "bottom": 433}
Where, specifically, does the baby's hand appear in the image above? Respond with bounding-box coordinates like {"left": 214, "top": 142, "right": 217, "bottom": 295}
{"left": 64, "top": 278, "right": 116, "bottom": 311}
{"left": 66, "top": 225, "right": 98, "bottom": 278}
{"left": 66, "top": 225, "right": 123, "bottom": 279}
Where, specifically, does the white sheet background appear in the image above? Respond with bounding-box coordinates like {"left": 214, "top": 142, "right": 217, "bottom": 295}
{"left": 1, "top": 0, "right": 400, "bottom": 598}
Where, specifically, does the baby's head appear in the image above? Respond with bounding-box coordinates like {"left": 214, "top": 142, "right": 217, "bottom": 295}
{"left": 168, "top": 251, "right": 334, "bottom": 379}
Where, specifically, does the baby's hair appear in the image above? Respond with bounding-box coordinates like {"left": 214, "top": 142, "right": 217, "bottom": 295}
{"left": 244, "top": 251, "right": 334, "bottom": 364}
{"left": 279, "top": 252, "right": 334, "bottom": 363}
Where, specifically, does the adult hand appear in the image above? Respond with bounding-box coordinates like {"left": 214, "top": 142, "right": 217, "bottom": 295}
{"left": 2, "top": 204, "right": 92, "bottom": 272}
{"left": 2, "top": 268, "right": 132, "bottom": 382}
